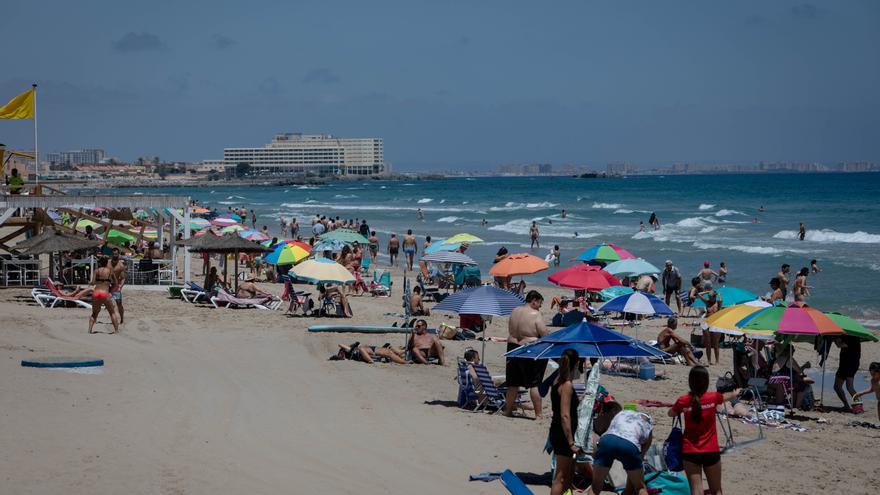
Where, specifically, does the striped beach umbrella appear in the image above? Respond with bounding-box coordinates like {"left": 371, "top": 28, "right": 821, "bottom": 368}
{"left": 571, "top": 243, "right": 636, "bottom": 264}
{"left": 421, "top": 251, "right": 476, "bottom": 265}
{"left": 264, "top": 242, "right": 311, "bottom": 265}
{"left": 737, "top": 303, "right": 844, "bottom": 338}
{"left": 433, "top": 285, "right": 524, "bottom": 317}
{"left": 211, "top": 217, "right": 239, "bottom": 227}
{"left": 824, "top": 313, "right": 878, "bottom": 342}
{"left": 599, "top": 285, "right": 634, "bottom": 301}
{"left": 600, "top": 291, "right": 674, "bottom": 316}
{"left": 701, "top": 300, "right": 773, "bottom": 339}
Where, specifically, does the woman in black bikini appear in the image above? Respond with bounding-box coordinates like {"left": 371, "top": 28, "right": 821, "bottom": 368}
{"left": 88, "top": 257, "right": 119, "bottom": 334}
{"left": 549, "top": 348, "right": 581, "bottom": 495}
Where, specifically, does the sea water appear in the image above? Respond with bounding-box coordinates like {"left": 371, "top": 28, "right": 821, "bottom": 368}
{"left": 86, "top": 173, "right": 880, "bottom": 327}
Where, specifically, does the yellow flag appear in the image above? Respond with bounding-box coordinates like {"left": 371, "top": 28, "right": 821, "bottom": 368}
{"left": 0, "top": 88, "right": 35, "bottom": 119}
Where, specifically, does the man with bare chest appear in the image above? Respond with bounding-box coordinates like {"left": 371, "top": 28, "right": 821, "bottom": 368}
{"left": 410, "top": 319, "right": 444, "bottom": 365}
{"left": 504, "top": 290, "right": 549, "bottom": 418}
{"left": 109, "top": 247, "right": 126, "bottom": 324}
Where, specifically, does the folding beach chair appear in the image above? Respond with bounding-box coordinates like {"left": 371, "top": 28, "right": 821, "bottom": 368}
{"left": 717, "top": 410, "right": 765, "bottom": 453}
{"left": 679, "top": 289, "right": 699, "bottom": 317}
{"left": 472, "top": 362, "right": 520, "bottom": 412}
{"left": 456, "top": 359, "right": 480, "bottom": 409}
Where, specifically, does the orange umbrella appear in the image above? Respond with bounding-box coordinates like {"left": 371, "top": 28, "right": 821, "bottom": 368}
{"left": 490, "top": 253, "right": 549, "bottom": 277}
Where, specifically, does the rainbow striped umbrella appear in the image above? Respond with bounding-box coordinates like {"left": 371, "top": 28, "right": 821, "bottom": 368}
{"left": 571, "top": 243, "right": 636, "bottom": 264}
{"left": 702, "top": 300, "right": 773, "bottom": 340}
{"left": 737, "top": 303, "right": 844, "bottom": 337}
{"left": 264, "top": 241, "right": 311, "bottom": 265}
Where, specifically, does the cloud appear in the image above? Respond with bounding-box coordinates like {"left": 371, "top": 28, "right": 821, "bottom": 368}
{"left": 302, "top": 68, "right": 341, "bottom": 84}
{"left": 790, "top": 3, "right": 820, "bottom": 20}
{"left": 211, "top": 34, "right": 236, "bottom": 50}
{"left": 112, "top": 32, "right": 166, "bottom": 52}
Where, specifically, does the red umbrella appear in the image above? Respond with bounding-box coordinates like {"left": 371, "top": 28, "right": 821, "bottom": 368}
{"left": 548, "top": 264, "right": 621, "bottom": 290}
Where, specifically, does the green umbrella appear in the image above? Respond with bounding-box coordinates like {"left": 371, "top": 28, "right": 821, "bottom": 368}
{"left": 824, "top": 313, "right": 878, "bottom": 342}
{"left": 319, "top": 229, "right": 369, "bottom": 245}
{"left": 106, "top": 229, "right": 136, "bottom": 244}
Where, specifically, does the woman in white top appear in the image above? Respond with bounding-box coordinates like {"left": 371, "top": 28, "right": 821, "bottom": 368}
{"left": 590, "top": 402, "right": 653, "bottom": 495}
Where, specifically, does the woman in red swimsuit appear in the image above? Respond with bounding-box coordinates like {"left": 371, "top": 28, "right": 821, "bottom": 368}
{"left": 88, "top": 257, "right": 120, "bottom": 334}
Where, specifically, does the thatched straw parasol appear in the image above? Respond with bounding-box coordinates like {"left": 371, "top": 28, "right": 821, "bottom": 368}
{"left": 19, "top": 228, "right": 101, "bottom": 255}
{"left": 180, "top": 233, "right": 269, "bottom": 291}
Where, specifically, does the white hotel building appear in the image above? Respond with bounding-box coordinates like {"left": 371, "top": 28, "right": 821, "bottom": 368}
{"left": 217, "top": 133, "right": 386, "bottom": 176}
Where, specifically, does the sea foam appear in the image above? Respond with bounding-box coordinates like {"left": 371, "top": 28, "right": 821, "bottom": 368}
{"left": 772, "top": 229, "right": 880, "bottom": 244}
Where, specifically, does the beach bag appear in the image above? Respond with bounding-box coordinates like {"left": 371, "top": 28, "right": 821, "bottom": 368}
{"left": 438, "top": 323, "right": 458, "bottom": 340}
{"left": 715, "top": 372, "right": 736, "bottom": 393}
{"left": 645, "top": 470, "right": 689, "bottom": 495}
{"left": 663, "top": 416, "right": 684, "bottom": 472}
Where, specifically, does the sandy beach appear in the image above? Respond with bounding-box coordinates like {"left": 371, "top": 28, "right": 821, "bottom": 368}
{"left": 0, "top": 267, "right": 877, "bottom": 495}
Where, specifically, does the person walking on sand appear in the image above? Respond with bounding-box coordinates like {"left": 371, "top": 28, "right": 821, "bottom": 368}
{"left": 798, "top": 222, "right": 806, "bottom": 241}
{"left": 662, "top": 260, "right": 683, "bottom": 314}
{"left": 387, "top": 234, "right": 399, "bottom": 267}
{"left": 504, "top": 290, "right": 550, "bottom": 418}
{"left": 87, "top": 257, "right": 120, "bottom": 334}
{"left": 530, "top": 221, "right": 540, "bottom": 249}
{"left": 403, "top": 229, "right": 418, "bottom": 271}
{"left": 109, "top": 247, "right": 126, "bottom": 325}
{"left": 250, "top": 209, "right": 257, "bottom": 229}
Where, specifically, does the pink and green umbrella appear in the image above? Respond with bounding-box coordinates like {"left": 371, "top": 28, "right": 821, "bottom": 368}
{"left": 737, "top": 303, "right": 844, "bottom": 337}
{"left": 571, "top": 243, "right": 636, "bottom": 264}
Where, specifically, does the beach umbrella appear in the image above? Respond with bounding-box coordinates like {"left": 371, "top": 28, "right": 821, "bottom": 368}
{"left": 264, "top": 242, "right": 311, "bottom": 265}
{"left": 824, "top": 313, "right": 878, "bottom": 342}
{"left": 504, "top": 320, "right": 670, "bottom": 360}
{"left": 421, "top": 251, "right": 476, "bottom": 265}
{"left": 424, "top": 240, "right": 460, "bottom": 254}
{"left": 219, "top": 213, "right": 243, "bottom": 222}
{"left": 319, "top": 229, "right": 369, "bottom": 245}
{"left": 187, "top": 218, "right": 211, "bottom": 230}
{"left": 571, "top": 243, "right": 636, "bottom": 264}
{"left": 692, "top": 286, "right": 759, "bottom": 308}
{"left": 442, "top": 233, "right": 483, "bottom": 245}
{"left": 191, "top": 207, "right": 211, "bottom": 214}
{"left": 75, "top": 219, "right": 100, "bottom": 230}
{"left": 221, "top": 224, "right": 245, "bottom": 233}
{"left": 490, "top": 253, "right": 549, "bottom": 277}
{"left": 600, "top": 292, "right": 674, "bottom": 316}
{"left": 737, "top": 303, "right": 844, "bottom": 338}
{"left": 106, "top": 229, "right": 136, "bottom": 245}
{"left": 548, "top": 264, "right": 620, "bottom": 291}
{"left": 701, "top": 300, "right": 773, "bottom": 340}
{"left": 603, "top": 258, "right": 660, "bottom": 277}
{"left": 598, "top": 286, "right": 634, "bottom": 301}
{"left": 242, "top": 232, "right": 269, "bottom": 242}
{"left": 433, "top": 285, "right": 525, "bottom": 356}
{"left": 19, "top": 228, "right": 101, "bottom": 254}
{"left": 182, "top": 233, "right": 269, "bottom": 292}
{"left": 312, "top": 239, "right": 347, "bottom": 252}
{"left": 46, "top": 210, "right": 61, "bottom": 221}
{"left": 211, "top": 217, "right": 238, "bottom": 227}
{"left": 290, "top": 258, "right": 355, "bottom": 284}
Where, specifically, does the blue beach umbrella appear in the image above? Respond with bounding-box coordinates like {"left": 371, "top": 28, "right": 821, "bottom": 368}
{"left": 424, "top": 240, "right": 460, "bottom": 254}
{"left": 603, "top": 258, "right": 661, "bottom": 277}
{"left": 691, "top": 286, "right": 759, "bottom": 308}
{"left": 598, "top": 285, "right": 634, "bottom": 301}
{"left": 433, "top": 285, "right": 524, "bottom": 317}
{"left": 312, "top": 239, "right": 347, "bottom": 252}
{"left": 600, "top": 291, "right": 674, "bottom": 316}
{"left": 504, "top": 320, "right": 670, "bottom": 360}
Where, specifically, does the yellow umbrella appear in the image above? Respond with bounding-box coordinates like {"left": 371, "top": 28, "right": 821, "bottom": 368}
{"left": 290, "top": 258, "right": 355, "bottom": 284}
{"left": 700, "top": 300, "right": 774, "bottom": 340}
{"left": 442, "top": 233, "right": 483, "bottom": 245}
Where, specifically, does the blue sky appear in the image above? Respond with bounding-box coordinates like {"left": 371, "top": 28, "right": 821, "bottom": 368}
{"left": 1, "top": 0, "right": 878, "bottom": 170}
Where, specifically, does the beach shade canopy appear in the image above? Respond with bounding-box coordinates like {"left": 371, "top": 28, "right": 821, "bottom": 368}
{"left": 603, "top": 258, "right": 660, "bottom": 277}
{"left": 319, "top": 229, "right": 369, "bottom": 245}
{"left": 736, "top": 303, "right": 845, "bottom": 337}
{"left": 571, "top": 243, "right": 636, "bottom": 264}
{"left": 692, "top": 286, "right": 759, "bottom": 308}
{"left": 211, "top": 217, "right": 239, "bottom": 227}
{"left": 312, "top": 238, "right": 347, "bottom": 252}
{"left": 600, "top": 291, "right": 674, "bottom": 316}
{"left": 490, "top": 253, "right": 549, "bottom": 277}
{"left": 181, "top": 233, "right": 270, "bottom": 253}
{"left": 264, "top": 241, "right": 311, "bottom": 265}
{"left": 433, "top": 285, "right": 524, "bottom": 317}
{"left": 442, "top": 233, "right": 483, "bottom": 245}
{"left": 823, "top": 313, "right": 879, "bottom": 342}
{"left": 504, "top": 320, "right": 671, "bottom": 360}
{"left": 548, "top": 264, "right": 620, "bottom": 291}
{"left": 187, "top": 218, "right": 211, "bottom": 230}
{"left": 421, "top": 251, "right": 477, "bottom": 265}
{"left": 106, "top": 229, "right": 136, "bottom": 245}
{"left": 424, "top": 240, "right": 460, "bottom": 254}
{"left": 701, "top": 300, "right": 773, "bottom": 339}
{"left": 599, "top": 285, "right": 634, "bottom": 301}
{"left": 290, "top": 258, "right": 355, "bottom": 284}
{"left": 19, "top": 228, "right": 101, "bottom": 255}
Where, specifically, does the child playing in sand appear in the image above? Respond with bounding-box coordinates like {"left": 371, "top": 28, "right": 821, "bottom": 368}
{"left": 853, "top": 362, "right": 880, "bottom": 421}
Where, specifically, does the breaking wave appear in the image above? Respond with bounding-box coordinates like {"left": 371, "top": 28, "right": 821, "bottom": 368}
{"left": 773, "top": 229, "right": 880, "bottom": 244}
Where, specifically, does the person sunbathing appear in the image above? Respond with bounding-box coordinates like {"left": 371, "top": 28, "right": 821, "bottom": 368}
{"left": 411, "top": 286, "right": 430, "bottom": 316}
{"left": 236, "top": 278, "right": 272, "bottom": 299}
{"left": 410, "top": 319, "right": 444, "bottom": 365}
{"left": 318, "top": 283, "right": 352, "bottom": 317}
{"left": 337, "top": 342, "right": 407, "bottom": 364}
{"left": 657, "top": 317, "right": 700, "bottom": 366}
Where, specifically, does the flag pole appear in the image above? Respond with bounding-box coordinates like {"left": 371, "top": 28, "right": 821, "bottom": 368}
{"left": 32, "top": 84, "right": 38, "bottom": 187}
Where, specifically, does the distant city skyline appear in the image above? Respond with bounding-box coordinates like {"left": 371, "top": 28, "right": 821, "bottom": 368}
{"left": 1, "top": 1, "right": 878, "bottom": 169}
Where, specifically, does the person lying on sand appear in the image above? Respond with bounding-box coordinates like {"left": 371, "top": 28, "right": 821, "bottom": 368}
{"left": 336, "top": 342, "right": 408, "bottom": 364}
{"left": 410, "top": 319, "right": 445, "bottom": 365}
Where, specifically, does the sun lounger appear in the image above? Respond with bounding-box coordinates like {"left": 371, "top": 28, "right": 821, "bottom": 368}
{"left": 210, "top": 289, "right": 278, "bottom": 310}
{"left": 35, "top": 278, "right": 93, "bottom": 309}
{"left": 181, "top": 281, "right": 210, "bottom": 303}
